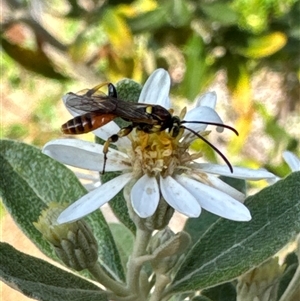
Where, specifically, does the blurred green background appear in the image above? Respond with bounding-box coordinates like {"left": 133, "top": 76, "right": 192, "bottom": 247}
{"left": 2, "top": 0, "right": 299, "bottom": 178}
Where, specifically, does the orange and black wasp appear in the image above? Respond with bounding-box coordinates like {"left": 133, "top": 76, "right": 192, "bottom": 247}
{"left": 61, "top": 83, "right": 238, "bottom": 173}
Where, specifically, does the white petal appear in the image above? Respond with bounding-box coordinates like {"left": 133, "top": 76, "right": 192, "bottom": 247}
{"left": 138, "top": 69, "right": 171, "bottom": 108}
{"left": 43, "top": 139, "right": 130, "bottom": 172}
{"left": 266, "top": 176, "right": 281, "bottom": 184}
{"left": 57, "top": 173, "right": 133, "bottom": 223}
{"left": 183, "top": 106, "right": 223, "bottom": 133}
{"left": 192, "top": 163, "right": 276, "bottom": 180}
{"left": 194, "top": 91, "right": 223, "bottom": 133}
{"left": 160, "top": 176, "right": 201, "bottom": 217}
{"left": 283, "top": 151, "right": 300, "bottom": 172}
{"left": 195, "top": 91, "right": 217, "bottom": 109}
{"left": 131, "top": 174, "right": 159, "bottom": 218}
{"left": 204, "top": 173, "right": 245, "bottom": 202}
{"left": 176, "top": 175, "right": 251, "bottom": 221}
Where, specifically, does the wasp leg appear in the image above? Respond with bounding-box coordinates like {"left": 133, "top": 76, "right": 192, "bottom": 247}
{"left": 101, "top": 125, "right": 133, "bottom": 174}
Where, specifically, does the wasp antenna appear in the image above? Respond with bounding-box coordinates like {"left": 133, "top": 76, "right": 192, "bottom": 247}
{"left": 182, "top": 126, "right": 233, "bottom": 173}
{"left": 86, "top": 82, "right": 110, "bottom": 97}
{"left": 181, "top": 121, "right": 239, "bottom": 136}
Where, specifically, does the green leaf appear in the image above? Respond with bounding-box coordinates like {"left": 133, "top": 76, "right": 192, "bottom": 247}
{"left": 191, "top": 296, "right": 212, "bottom": 301}
{"left": 108, "top": 0, "right": 135, "bottom": 5}
{"left": 128, "top": 7, "right": 169, "bottom": 33}
{"left": 201, "top": 282, "right": 236, "bottom": 301}
{"left": 1, "top": 37, "right": 68, "bottom": 80}
{"left": 184, "top": 212, "right": 219, "bottom": 246}
{"left": 0, "top": 139, "right": 125, "bottom": 282}
{"left": 102, "top": 8, "right": 134, "bottom": 55}
{"left": 201, "top": 3, "right": 238, "bottom": 26}
{"left": 0, "top": 201, "right": 6, "bottom": 221}
{"left": 165, "top": 0, "right": 192, "bottom": 27}
{"left": 256, "top": 102, "right": 293, "bottom": 143}
{"left": 168, "top": 172, "right": 300, "bottom": 293}
{"left": 87, "top": 209, "right": 126, "bottom": 282}
{"left": 236, "top": 32, "right": 287, "bottom": 59}
{"left": 219, "top": 176, "right": 247, "bottom": 195}
{"left": 0, "top": 242, "right": 107, "bottom": 301}
{"left": 179, "top": 34, "right": 213, "bottom": 100}
{"left": 129, "top": 0, "right": 191, "bottom": 33}
{"left": 110, "top": 223, "right": 134, "bottom": 269}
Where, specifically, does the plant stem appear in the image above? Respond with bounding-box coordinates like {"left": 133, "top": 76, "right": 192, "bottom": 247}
{"left": 126, "top": 228, "right": 152, "bottom": 298}
{"left": 88, "top": 262, "right": 129, "bottom": 297}
{"left": 149, "top": 274, "right": 170, "bottom": 301}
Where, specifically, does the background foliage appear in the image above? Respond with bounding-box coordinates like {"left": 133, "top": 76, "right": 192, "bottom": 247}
{"left": 2, "top": 0, "right": 299, "bottom": 172}
{"left": 1, "top": 0, "right": 299, "bottom": 299}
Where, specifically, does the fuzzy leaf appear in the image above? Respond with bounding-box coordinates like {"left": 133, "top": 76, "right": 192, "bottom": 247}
{"left": 0, "top": 139, "right": 125, "bottom": 281}
{"left": 168, "top": 172, "right": 300, "bottom": 293}
{"left": 0, "top": 242, "right": 107, "bottom": 301}
{"left": 184, "top": 211, "right": 219, "bottom": 246}
{"left": 110, "top": 223, "right": 134, "bottom": 269}
{"left": 201, "top": 282, "right": 236, "bottom": 301}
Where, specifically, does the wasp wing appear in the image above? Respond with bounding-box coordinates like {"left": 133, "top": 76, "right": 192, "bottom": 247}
{"left": 63, "top": 88, "right": 171, "bottom": 126}
{"left": 113, "top": 100, "right": 172, "bottom": 125}
{"left": 63, "top": 92, "right": 117, "bottom": 115}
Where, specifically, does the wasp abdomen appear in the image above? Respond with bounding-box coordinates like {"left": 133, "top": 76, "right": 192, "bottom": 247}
{"left": 61, "top": 114, "right": 94, "bottom": 134}
{"left": 61, "top": 113, "right": 117, "bottom": 134}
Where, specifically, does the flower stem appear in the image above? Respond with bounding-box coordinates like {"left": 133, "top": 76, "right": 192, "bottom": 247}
{"left": 149, "top": 274, "right": 170, "bottom": 301}
{"left": 88, "top": 262, "right": 129, "bottom": 297}
{"left": 126, "top": 228, "right": 152, "bottom": 298}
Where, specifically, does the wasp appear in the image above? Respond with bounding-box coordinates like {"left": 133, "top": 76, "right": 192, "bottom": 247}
{"left": 61, "top": 82, "right": 238, "bottom": 173}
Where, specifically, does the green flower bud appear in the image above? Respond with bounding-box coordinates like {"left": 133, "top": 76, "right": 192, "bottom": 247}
{"left": 115, "top": 79, "right": 142, "bottom": 103}
{"left": 147, "top": 228, "right": 191, "bottom": 274}
{"left": 34, "top": 203, "right": 98, "bottom": 271}
{"left": 237, "top": 257, "right": 285, "bottom": 301}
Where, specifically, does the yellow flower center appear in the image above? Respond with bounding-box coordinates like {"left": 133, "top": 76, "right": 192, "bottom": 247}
{"left": 128, "top": 127, "right": 201, "bottom": 178}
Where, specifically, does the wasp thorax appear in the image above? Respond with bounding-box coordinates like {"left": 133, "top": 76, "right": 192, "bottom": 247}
{"left": 129, "top": 127, "right": 191, "bottom": 178}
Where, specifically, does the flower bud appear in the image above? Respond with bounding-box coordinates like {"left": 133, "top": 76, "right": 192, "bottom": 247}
{"left": 147, "top": 228, "right": 191, "bottom": 274}
{"left": 115, "top": 78, "right": 142, "bottom": 103}
{"left": 236, "top": 257, "right": 285, "bottom": 301}
{"left": 34, "top": 203, "right": 98, "bottom": 271}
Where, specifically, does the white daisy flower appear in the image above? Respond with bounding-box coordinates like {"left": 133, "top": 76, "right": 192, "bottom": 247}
{"left": 267, "top": 151, "right": 300, "bottom": 184}
{"left": 283, "top": 151, "right": 300, "bottom": 172}
{"left": 43, "top": 69, "right": 276, "bottom": 224}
